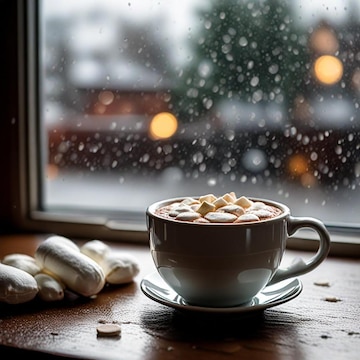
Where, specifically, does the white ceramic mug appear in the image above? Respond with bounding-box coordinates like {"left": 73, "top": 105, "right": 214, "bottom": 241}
{"left": 146, "top": 196, "right": 330, "bottom": 307}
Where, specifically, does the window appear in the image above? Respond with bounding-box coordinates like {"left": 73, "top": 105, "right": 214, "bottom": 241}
{"left": 14, "top": 0, "right": 360, "bottom": 254}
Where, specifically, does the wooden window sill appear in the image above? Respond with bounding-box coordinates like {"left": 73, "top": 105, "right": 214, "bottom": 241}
{"left": 0, "top": 234, "right": 359, "bottom": 360}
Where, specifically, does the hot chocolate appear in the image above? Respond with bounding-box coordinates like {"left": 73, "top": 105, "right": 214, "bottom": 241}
{"left": 155, "top": 192, "right": 282, "bottom": 223}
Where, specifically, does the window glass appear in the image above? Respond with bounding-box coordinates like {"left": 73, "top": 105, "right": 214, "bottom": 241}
{"left": 40, "top": 0, "right": 360, "bottom": 229}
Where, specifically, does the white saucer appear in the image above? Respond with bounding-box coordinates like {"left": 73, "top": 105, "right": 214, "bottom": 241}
{"left": 140, "top": 272, "right": 302, "bottom": 315}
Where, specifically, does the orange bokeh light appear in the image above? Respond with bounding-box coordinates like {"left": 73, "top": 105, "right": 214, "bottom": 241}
{"left": 46, "top": 164, "right": 59, "bottom": 180}
{"left": 288, "top": 154, "right": 309, "bottom": 176}
{"left": 149, "top": 112, "right": 178, "bottom": 140}
{"left": 310, "top": 27, "right": 339, "bottom": 54}
{"left": 314, "top": 55, "right": 343, "bottom": 85}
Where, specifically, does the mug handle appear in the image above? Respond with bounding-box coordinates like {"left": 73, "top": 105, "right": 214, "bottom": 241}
{"left": 268, "top": 216, "right": 331, "bottom": 285}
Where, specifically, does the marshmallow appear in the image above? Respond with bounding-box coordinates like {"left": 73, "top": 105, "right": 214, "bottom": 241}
{"left": 35, "top": 237, "right": 105, "bottom": 297}
{"left": 204, "top": 212, "right": 238, "bottom": 223}
{"left": 180, "top": 197, "right": 200, "bottom": 206}
{"left": 222, "top": 192, "right": 236, "bottom": 203}
{"left": 235, "top": 213, "right": 260, "bottom": 223}
{"left": 2, "top": 253, "right": 41, "bottom": 276}
{"left": 101, "top": 253, "right": 140, "bottom": 285}
{"left": 175, "top": 211, "right": 201, "bottom": 221}
{"left": 34, "top": 273, "right": 65, "bottom": 302}
{"left": 218, "top": 204, "right": 245, "bottom": 216}
{"left": 234, "top": 196, "right": 253, "bottom": 208}
{"left": 199, "top": 194, "right": 217, "bottom": 203}
{"left": 249, "top": 209, "right": 273, "bottom": 218}
{"left": 0, "top": 263, "right": 39, "bottom": 304}
{"left": 197, "top": 201, "right": 216, "bottom": 216}
{"left": 80, "top": 240, "right": 140, "bottom": 285}
{"left": 213, "top": 197, "right": 229, "bottom": 209}
{"left": 156, "top": 192, "right": 281, "bottom": 224}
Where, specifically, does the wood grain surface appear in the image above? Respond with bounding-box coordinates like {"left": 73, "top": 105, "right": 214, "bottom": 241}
{"left": 0, "top": 234, "right": 359, "bottom": 360}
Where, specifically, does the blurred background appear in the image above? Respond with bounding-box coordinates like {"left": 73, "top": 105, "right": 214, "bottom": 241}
{"left": 40, "top": 0, "right": 360, "bottom": 226}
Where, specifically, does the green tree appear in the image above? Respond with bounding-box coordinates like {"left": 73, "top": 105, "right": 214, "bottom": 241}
{"left": 171, "top": 0, "right": 309, "bottom": 122}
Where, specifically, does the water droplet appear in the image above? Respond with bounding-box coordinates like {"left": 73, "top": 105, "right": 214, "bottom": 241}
{"left": 239, "top": 37, "right": 248, "bottom": 47}
{"left": 207, "top": 178, "right": 217, "bottom": 187}
{"left": 250, "top": 77, "right": 259, "bottom": 87}
{"left": 268, "top": 64, "right": 279, "bottom": 74}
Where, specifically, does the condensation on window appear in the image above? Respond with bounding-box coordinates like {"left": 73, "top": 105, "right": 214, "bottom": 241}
{"left": 41, "top": 0, "right": 360, "bottom": 225}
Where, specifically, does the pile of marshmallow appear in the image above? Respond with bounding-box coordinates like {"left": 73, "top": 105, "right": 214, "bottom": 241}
{"left": 157, "top": 192, "right": 281, "bottom": 223}
{"left": 0, "top": 236, "right": 140, "bottom": 305}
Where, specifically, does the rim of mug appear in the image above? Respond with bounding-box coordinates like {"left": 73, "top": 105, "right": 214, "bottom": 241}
{"left": 146, "top": 196, "right": 291, "bottom": 226}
